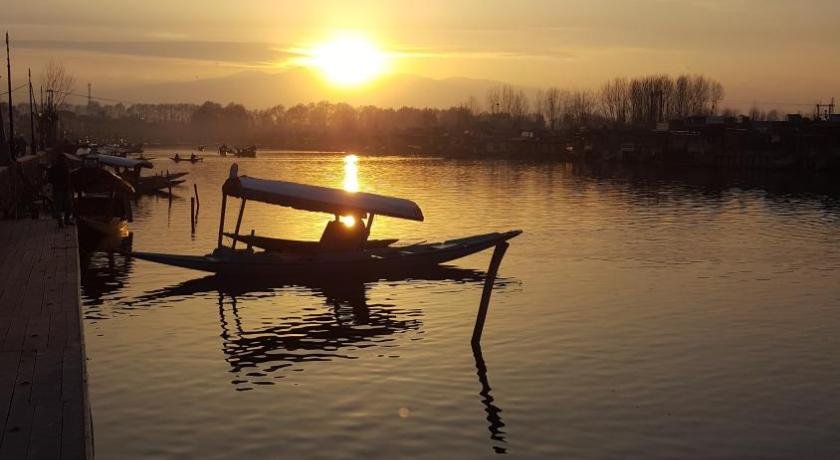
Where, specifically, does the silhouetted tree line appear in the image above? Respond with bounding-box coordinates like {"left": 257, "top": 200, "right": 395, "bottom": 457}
{"left": 49, "top": 73, "right": 726, "bottom": 149}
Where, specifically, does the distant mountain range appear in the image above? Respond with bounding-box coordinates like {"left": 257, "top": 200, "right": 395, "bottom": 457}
{"left": 111, "top": 68, "right": 506, "bottom": 109}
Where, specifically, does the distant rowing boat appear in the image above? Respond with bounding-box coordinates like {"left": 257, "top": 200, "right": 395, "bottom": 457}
{"left": 170, "top": 155, "right": 203, "bottom": 163}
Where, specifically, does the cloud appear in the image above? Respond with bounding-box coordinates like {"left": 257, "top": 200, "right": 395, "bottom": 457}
{"left": 14, "top": 40, "right": 300, "bottom": 66}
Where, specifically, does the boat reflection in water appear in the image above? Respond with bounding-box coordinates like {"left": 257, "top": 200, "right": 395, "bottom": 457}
{"left": 79, "top": 233, "right": 134, "bottom": 319}
{"left": 133, "top": 266, "right": 512, "bottom": 452}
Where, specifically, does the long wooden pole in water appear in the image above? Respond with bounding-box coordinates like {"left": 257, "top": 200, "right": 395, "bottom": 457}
{"left": 472, "top": 242, "right": 510, "bottom": 346}
{"left": 217, "top": 193, "right": 227, "bottom": 248}
{"left": 231, "top": 199, "right": 246, "bottom": 249}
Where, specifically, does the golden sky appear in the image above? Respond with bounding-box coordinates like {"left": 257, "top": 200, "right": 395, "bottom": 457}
{"left": 3, "top": 0, "right": 839, "bottom": 110}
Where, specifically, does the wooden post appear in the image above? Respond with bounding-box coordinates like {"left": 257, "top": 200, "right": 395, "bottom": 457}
{"left": 193, "top": 183, "right": 200, "bottom": 212}
{"left": 231, "top": 199, "right": 246, "bottom": 249}
{"left": 471, "top": 242, "right": 510, "bottom": 346}
{"left": 246, "top": 229, "right": 255, "bottom": 251}
{"left": 217, "top": 193, "right": 227, "bottom": 248}
{"left": 190, "top": 197, "right": 195, "bottom": 233}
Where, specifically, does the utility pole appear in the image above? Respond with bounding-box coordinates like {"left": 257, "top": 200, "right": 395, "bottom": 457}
{"left": 87, "top": 82, "right": 91, "bottom": 106}
{"left": 0, "top": 74, "right": 5, "bottom": 162}
{"left": 6, "top": 32, "right": 14, "bottom": 162}
{"left": 28, "top": 68, "right": 36, "bottom": 154}
{"left": 5, "top": 32, "right": 16, "bottom": 217}
{"left": 815, "top": 99, "right": 836, "bottom": 121}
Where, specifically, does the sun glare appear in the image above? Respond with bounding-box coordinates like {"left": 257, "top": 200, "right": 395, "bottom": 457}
{"left": 306, "top": 35, "right": 389, "bottom": 87}
{"left": 340, "top": 154, "right": 360, "bottom": 227}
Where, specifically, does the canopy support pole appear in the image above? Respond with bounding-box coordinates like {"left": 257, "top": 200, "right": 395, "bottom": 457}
{"left": 217, "top": 193, "right": 227, "bottom": 248}
{"left": 365, "top": 213, "right": 375, "bottom": 242}
{"left": 231, "top": 199, "right": 247, "bottom": 249}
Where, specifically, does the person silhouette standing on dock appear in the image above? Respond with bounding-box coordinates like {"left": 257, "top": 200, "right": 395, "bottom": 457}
{"left": 48, "top": 154, "right": 73, "bottom": 227}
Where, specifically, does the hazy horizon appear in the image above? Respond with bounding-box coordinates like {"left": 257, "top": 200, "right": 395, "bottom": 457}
{"left": 3, "top": 0, "right": 839, "bottom": 112}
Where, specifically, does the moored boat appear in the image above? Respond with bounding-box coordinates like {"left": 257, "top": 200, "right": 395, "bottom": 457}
{"left": 133, "top": 164, "right": 521, "bottom": 277}
{"left": 71, "top": 162, "right": 134, "bottom": 239}
{"left": 81, "top": 153, "right": 187, "bottom": 194}
{"left": 233, "top": 145, "right": 257, "bottom": 158}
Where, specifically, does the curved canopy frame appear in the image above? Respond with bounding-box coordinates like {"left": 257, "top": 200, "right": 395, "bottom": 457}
{"left": 222, "top": 167, "right": 424, "bottom": 221}
{"left": 216, "top": 164, "right": 424, "bottom": 249}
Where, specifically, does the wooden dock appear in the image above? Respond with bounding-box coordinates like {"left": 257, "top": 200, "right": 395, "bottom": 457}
{"left": 0, "top": 220, "right": 91, "bottom": 459}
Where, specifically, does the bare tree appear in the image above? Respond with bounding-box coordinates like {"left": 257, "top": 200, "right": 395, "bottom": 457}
{"left": 599, "top": 78, "right": 629, "bottom": 126}
{"left": 486, "top": 87, "right": 501, "bottom": 115}
{"left": 568, "top": 90, "right": 596, "bottom": 126}
{"left": 542, "top": 87, "right": 563, "bottom": 130}
{"left": 496, "top": 85, "right": 528, "bottom": 118}
{"left": 41, "top": 61, "right": 75, "bottom": 107}
{"left": 461, "top": 95, "right": 482, "bottom": 115}
{"left": 709, "top": 81, "right": 724, "bottom": 115}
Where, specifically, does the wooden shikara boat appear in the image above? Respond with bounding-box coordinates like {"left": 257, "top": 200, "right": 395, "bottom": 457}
{"left": 86, "top": 153, "right": 188, "bottom": 194}
{"left": 71, "top": 164, "right": 134, "bottom": 239}
{"left": 133, "top": 164, "right": 521, "bottom": 277}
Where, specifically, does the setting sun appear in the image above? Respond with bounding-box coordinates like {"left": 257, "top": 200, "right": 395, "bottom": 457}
{"left": 305, "top": 34, "right": 389, "bottom": 87}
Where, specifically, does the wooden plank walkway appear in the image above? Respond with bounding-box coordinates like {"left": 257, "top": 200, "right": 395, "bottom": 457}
{"left": 0, "top": 220, "right": 91, "bottom": 460}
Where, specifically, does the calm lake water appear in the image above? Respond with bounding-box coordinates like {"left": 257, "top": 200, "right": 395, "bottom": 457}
{"left": 82, "top": 149, "right": 840, "bottom": 459}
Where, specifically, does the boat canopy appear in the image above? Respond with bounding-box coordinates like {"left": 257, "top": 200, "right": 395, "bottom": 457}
{"left": 71, "top": 166, "right": 136, "bottom": 195}
{"left": 87, "top": 153, "right": 152, "bottom": 169}
{"left": 222, "top": 169, "right": 424, "bottom": 221}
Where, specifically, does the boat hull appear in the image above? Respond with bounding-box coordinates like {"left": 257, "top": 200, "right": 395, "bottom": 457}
{"left": 222, "top": 232, "right": 398, "bottom": 253}
{"left": 78, "top": 217, "right": 129, "bottom": 238}
{"left": 133, "top": 231, "right": 521, "bottom": 277}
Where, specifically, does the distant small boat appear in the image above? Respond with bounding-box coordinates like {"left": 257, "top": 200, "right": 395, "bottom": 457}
{"left": 170, "top": 155, "right": 203, "bottom": 163}
{"left": 233, "top": 146, "right": 257, "bottom": 158}
{"left": 133, "top": 164, "right": 521, "bottom": 277}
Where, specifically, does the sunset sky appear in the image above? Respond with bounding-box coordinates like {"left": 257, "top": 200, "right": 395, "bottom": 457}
{"left": 3, "top": 0, "right": 839, "bottom": 110}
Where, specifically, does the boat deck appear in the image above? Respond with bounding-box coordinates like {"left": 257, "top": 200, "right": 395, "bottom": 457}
{"left": 0, "top": 220, "right": 91, "bottom": 459}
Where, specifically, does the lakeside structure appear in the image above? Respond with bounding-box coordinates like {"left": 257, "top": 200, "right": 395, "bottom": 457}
{"left": 444, "top": 114, "right": 840, "bottom": 170}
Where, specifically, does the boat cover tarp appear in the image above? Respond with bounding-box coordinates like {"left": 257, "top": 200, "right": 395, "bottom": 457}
{"left": 223, "top": 175, "right": 424, "bottom": 221}
{"left": 71, "top": 166, "right": 136, "bottom": 195}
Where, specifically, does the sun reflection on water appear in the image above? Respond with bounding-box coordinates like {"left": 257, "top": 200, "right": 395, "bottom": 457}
{"left": 341, "top": 154, "right": 361, "bottom": 227}
{"left": 344, "top": 154, "right": 359, "bottom": 192}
